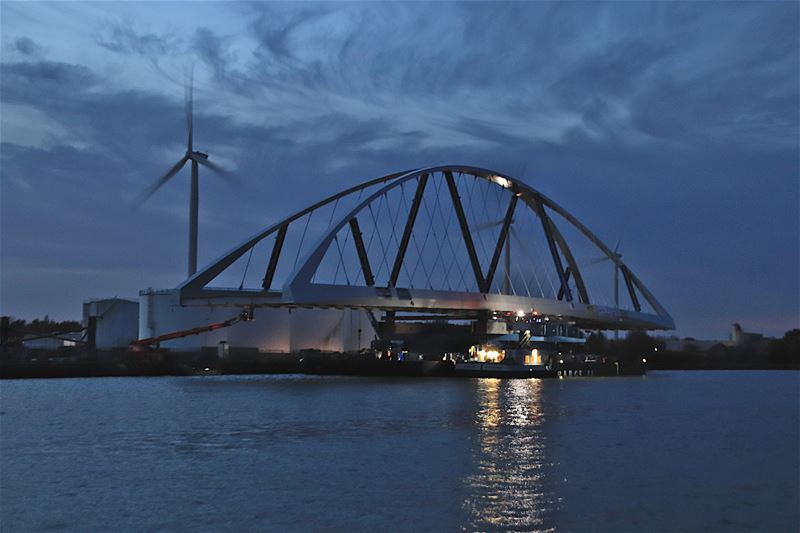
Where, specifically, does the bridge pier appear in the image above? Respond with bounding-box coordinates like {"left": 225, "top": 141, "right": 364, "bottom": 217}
{"left": 378, "top": 311, "right": 397, "bottom": 343}
{"left": 473, "top": 310, "right": 489, "bottom": 337}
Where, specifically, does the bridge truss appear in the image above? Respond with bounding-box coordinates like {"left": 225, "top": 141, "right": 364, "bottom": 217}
{"left": 178, "top": 166, "right": 674, "bottom": 331}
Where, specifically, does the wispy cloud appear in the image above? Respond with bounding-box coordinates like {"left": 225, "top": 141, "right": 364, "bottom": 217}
{"left": 97, "top": 24, "right": 182, "bottom": 57}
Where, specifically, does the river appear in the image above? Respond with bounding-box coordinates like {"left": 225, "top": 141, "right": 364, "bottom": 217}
{"left": 1, "top": 371, "right": 797, "bottom": 531}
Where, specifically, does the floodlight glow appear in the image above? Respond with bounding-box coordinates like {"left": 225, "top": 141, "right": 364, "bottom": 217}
{"left": 491, "top": 175, "right": 511, "bottom": 188}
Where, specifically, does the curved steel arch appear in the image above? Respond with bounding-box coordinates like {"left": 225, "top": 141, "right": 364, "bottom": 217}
{"left": 179, "top": 165, "right": 674, "bottom": 330}
{"left": 179, "top": 168, "right": 417, "bottom": 293}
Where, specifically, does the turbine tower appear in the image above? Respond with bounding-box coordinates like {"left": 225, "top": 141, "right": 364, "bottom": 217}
{"left": 137, "top": 72, "right": 229, "bottom": 277}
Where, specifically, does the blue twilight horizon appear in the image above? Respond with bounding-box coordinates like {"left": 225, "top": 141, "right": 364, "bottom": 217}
{"left": 0, "top": 1, "right": 798, "bottom": 340}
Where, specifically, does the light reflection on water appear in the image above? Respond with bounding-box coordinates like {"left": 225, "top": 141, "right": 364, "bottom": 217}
{"left": 465, "top": 378, "right": 556, "bottom": 532}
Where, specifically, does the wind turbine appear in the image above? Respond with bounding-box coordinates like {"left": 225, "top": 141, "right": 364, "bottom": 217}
{"left": 136, "top": 71, "right": 230, "bottom": 278}
{"left": 589, "top": 237, "right": 623, "bottom": 308}
{"left": 475, "top": 218, "right": 514, "bottom": 294}
{"left": 589, "top": 237, "right": 624, "bottom": 339}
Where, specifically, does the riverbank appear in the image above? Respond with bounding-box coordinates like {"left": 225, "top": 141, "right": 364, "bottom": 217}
{"left": 0, "top": 350, "right": 300, "bottom": 379}
{"left": 3, "top": 349, "right": 794, "bottom": 380}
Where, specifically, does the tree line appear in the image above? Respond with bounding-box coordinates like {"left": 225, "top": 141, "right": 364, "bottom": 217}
{"left": 3, "top": 316, "right": 83, "bottom": 339}
{"left": 585, "top": 329, "right": 799, "bottom": 369}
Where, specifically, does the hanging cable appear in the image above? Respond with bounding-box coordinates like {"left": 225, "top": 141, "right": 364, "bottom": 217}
{"left": 367, "top": 201, "right": 390, "bottom": 282}
{"left": 332, "top": 234, "right": 351, "bottom": 285}
{"left": 293, "top": 212, "right": 313, "bottom": 269}
{"left": 326, "top": 197, "right": 340, "bottom": 230}
{"left": 239, "top": 246, "right": 255, "bottom": 290}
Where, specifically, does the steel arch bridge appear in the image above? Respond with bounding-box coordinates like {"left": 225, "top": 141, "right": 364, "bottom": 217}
{"left": 178, "top": 166, "right": 674, "bottom": 331}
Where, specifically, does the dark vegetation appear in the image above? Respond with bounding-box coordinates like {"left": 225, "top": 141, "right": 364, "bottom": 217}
{"left": 587, "top": 329, "right": 800, "bottom": 370}
{"left": 5, "top": 316, "right": 83, "bottom": 339}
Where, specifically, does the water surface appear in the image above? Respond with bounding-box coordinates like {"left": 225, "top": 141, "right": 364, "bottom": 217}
{"left": 1, "top": 371, "right": 797, "bottom": 531}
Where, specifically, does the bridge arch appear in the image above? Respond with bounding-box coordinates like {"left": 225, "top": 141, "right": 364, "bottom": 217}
{"left": 179, "top": 165, "right": 674, "bottom": 331}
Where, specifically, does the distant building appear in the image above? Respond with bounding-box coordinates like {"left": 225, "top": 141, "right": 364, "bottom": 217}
{"left": 662, "top": 323, "right": 770, "bottom": 354}
{"left": 664, "top": 337, "right": 721, "bottom": 352}
{"left": 730, "top": 323, "right": 764, "bottom": 346}
{"left": 83, "top": 298, "right": 139, "bottom": 349}
{"left": 729, "top": 323, "right": 768, "bottom": 354}
{"left": 23, "top": 332, "right": 82, "bottom": 351}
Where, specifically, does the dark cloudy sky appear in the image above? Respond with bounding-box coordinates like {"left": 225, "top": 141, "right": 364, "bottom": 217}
{"left": 1, "top": 1, "right": 798, "bottom": 339}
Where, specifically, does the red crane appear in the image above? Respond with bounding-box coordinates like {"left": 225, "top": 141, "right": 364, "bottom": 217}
{"left": 129, "top": 308, "right": 253, "bottom": 351}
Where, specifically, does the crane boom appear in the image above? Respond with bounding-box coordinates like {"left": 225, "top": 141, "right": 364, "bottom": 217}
{"left": 129, "top": 309, "right": 253, "bottom": 349}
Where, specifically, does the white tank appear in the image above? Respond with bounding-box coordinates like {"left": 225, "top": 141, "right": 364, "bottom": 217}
{"left": 138, "top": 288, "right": 375, "bottom": 353}
{"left": 83, "top": 298, "right": 139, "bottom": 349}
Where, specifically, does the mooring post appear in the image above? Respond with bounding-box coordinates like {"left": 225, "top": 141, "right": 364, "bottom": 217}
{"left": 1, "top": 316, "right": 8, "bottom": 358}
{"left": 475, "top": 310, "right": 489, "bottom": 338}
{"left": 382, "top": 311, "right": 396, "bottom": 340}
{"left": 87, "top": 316, "right": 97, "bottom": 358}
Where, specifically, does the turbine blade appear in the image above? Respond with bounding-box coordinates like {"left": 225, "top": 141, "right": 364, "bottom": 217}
{"left": 589, "top": 255, "right": 611, "bottom": 265}
{"left": 134, "top": 156, "right": 188, "bottom": 207}
{"left": 475, "top": 218, "right": 503, "bottom": 231}
{"left": 510, "top": 226, "right": 523, "bottom": 245}
{"left": 185, "top": 65, "right": 194, "bottom": 152}
{"left": 196, "top": 157, "right": 236, "bottom": 184}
